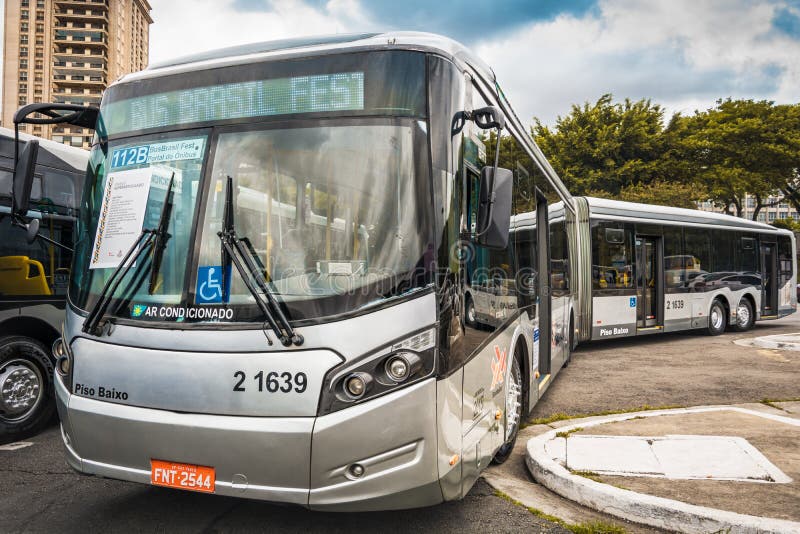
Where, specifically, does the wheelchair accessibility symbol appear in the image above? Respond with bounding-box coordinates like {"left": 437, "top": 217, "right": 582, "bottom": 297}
{"left": 196, "top": 265, "right": 230, "bottom": 304}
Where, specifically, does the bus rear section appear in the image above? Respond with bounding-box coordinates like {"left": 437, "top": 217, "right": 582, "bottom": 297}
{"left": 575, "top": 197, "right": 797, "bottom": 342}
{"left": 47, "top": 33, "right": 574, "bottom": 510}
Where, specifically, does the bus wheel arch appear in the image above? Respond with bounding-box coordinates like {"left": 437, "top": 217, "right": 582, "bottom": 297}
{"left": 707, "top": 298, "right": 727, "bottom": 336}
{"left": 0, "top": 316, "right": 60, "bottom": 359}
{"left": 732, "top": 295, "right": 756, "bottom": 332}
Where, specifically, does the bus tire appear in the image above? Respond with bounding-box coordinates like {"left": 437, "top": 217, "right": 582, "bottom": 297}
{"left": 563, "top": 316, "right": 574, "bottom": 368}
{"left": 492, "top": 352, "right": 523, "bottom": 465}
{"left": 732, "top": 298, "right": 755, "bottom": 332}
{"left": 0, "top": 336, "right": 55, "bottom": 444}
{"left": 707, "top": 300, "right": 727, "bottom": 336}
{"left": 465, "top": 295, "right": 477, "bottom": 328}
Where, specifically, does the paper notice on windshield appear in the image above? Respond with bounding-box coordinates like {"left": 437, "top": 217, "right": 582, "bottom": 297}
{"left": 90, "top": 167, "right": 152, "bottom": 269}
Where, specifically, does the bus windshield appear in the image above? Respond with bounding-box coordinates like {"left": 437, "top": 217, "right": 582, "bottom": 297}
{"left": 68, "top": 120, "right": 433, "bottom": 324}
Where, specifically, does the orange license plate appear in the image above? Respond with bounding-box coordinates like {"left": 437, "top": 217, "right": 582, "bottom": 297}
{"left": 151, "top": 459, "right": 215, "bottom": 493}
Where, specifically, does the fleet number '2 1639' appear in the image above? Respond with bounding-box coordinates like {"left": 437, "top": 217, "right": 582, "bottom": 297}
{"left": 232, "top": 370, "right": 307, "bottom": 393}
{"left": 666, "top": 299, "right": 685, "bottom": 310}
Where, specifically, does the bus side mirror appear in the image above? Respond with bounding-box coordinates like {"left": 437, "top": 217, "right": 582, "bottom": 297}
{"left": 13, "top": 140, "right": 39, "bottom": 217}
{"left": 475, "top": 166, "right": 513, "bottom": 250}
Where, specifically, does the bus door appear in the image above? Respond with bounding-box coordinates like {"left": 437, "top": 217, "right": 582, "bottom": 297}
{"left": 761, "top": 242, "right": 778, "bottom": 316}
{"left": 535, "top": 189, "right": 551, "bottom": 381}
{"left": 635, "top": 236, "right": 663, "bottom": 328}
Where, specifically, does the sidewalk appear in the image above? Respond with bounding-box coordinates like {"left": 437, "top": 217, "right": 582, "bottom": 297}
{"left": 735, "top": 331, "right": 800, "bottom": 351}
{"left": 521, "top": 403, "right": 800, "bottom": 533}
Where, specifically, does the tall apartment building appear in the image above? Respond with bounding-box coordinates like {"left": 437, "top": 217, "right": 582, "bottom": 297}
{"left": 697, "top": 194, "right": 800, "bottom": 223}
{"left": 2, "top": 0, "right": 152, "bottom": 148}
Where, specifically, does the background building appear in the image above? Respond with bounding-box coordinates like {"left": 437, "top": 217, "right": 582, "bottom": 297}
{"left": 2, "top": 0, "right": 152, "bottom": 148}
{"left": 697, "top": 194, "right": 800, "bottom": 223}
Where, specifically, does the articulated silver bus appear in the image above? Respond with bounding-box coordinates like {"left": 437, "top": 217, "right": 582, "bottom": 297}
{"left": 23, "top": 33, "right": 576, "bottom": 510}
{"left": 568, "top": 197, "right": 797, "bottom": 343}
{"left": 0, "top": 127, "right": 87, "bottom": 441}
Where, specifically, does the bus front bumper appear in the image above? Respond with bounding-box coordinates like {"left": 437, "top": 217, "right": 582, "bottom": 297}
{"left": 55, "top": 373, "right": 443, "bottom": 511}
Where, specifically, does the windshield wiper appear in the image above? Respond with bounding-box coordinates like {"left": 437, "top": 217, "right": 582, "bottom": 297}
{"left": 148, "top": 173, "right": 176, "bottom": 294}
{"left": 218, "top": 175, "right": 303, "bottom": 347}
{"left": 82, "top": 175, "right": 176, "bottom": 336}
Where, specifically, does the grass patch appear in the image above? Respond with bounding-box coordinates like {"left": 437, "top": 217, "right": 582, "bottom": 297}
{"left": 527, "top": 404, "right": 684, "bottom": 427}
{"left": 569, "top": 521, "right": 628, "bottom": 534}
{"left": 761, "top": 397, "right": 800, "bottom": 411}
{"left": 494, "top": 490, "right": 627, "bottom": 533}
{"left": 556, "top": 427, "right": 584, "bottom": 439}
{"left": 569, "top": 469, "right": 603, "bottom": 483}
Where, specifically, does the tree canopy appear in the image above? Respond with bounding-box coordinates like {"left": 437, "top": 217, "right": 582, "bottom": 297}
{"left": 531, "top": 95, "right": 800, "bottom": 220}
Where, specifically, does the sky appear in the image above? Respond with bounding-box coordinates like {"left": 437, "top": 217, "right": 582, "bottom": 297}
{"left": 2, "top": 0, "right": 799, "bottom": 126}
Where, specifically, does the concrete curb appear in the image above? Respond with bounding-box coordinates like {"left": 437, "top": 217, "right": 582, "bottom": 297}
{"left": 734, "top": 332, "right": 800, "bottom": 351}
{"left": 525, "top": 406, "right": 800, "bottom": 534}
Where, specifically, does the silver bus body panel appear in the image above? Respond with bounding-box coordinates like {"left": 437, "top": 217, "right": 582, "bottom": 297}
{"left": 58, "top": 369, "right": 443, "bottom": 510}
{"left": 436, "top": 368, "right": 464, "bottom": 501}
{"left": 70, "top": 338, "right": 343, "bottom": 416}
{"left": 309, "top": 378, "right": 441, "bottom": 510}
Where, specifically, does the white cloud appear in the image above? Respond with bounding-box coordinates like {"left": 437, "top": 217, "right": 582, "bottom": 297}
{"left": 148, "top": 0, "right": 374, "bottom": 65}
{"left": 475, "top": 0, "right": 800, "bottom": 126}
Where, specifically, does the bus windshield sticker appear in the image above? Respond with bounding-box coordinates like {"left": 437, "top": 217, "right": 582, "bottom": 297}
{"left": 89, "top": 167, "right": 152, "bottom": 270}
{"left": 196, "top": 266, "right": 232, "bottom": 304}
{"left": 110, "top": 138, "right": 205, "bottom": 169}
{"left": 630, "top": 297, "right": 637, "bottom": 307}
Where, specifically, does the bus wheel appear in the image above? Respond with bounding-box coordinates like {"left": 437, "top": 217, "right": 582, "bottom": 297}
{"left": 732, "top": 298, "right": 755, "bottom": 332}
{"left": 465, "top": 296, "right": 477, "bottom": 328}
{"left": 707, "top": 300, "right": 727, "bottom": 336}
{"left": 492, "top": 354, "right": 523, "bottom": 465}
{"left": 563, "top": 316, "right": 574, "bottom": 368}
{"left": 0, "top": 336, "right": 55, "bottom": 443}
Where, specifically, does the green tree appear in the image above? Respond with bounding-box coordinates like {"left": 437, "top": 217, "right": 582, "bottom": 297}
{"left": 533, "top": 94, "right": 670, "bottom": 197}
{"left": 675, "top": 99, "right": 800, "bottom": 219}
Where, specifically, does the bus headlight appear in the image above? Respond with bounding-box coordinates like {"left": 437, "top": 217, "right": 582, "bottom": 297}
{"left": 384, "top": 352, "right": 421, "bottom": 382}
{"left": 318, "top": 328, "right": 436, "bottom": 416}
{"left": 344, "top": 372, "right": 372, "bottom": 399}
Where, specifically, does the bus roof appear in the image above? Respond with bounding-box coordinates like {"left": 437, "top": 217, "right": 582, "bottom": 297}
{"left": 124, "top": 32, "right": 495, "bottom": 86}
{"left": 584, "top": 196, "right": 793, "bottom": 235}
{"left": 0, "top": 126, "right": 89, "bottom": 171}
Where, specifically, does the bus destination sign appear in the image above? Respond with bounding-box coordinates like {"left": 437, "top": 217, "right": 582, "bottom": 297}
{"left": 102, "top": 71, "right": 365, "bottom": 134}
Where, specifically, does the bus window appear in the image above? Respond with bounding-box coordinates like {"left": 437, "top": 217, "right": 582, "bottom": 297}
{"left": 683, "top": 228, "right": 711, "bottom": 285}
{"left": 0, "top": 216, "right": 73, "bottom": 297}
{"left": 778, "top": 235, "right": 793, "bottom": 286}
{"left": 739, "top": 234, "right": 758, "bottom": 273}
{"left": 550, "top": 221, "right": 569, "bottom": 292}
{"left": 591, "top": 220, "right": 633, "bottom": 290}
{"left": 711, "top": 230, "right": 736, "bottom": 272}
{"left": 663, "top": 226, "right": 683, "bottom": 288}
